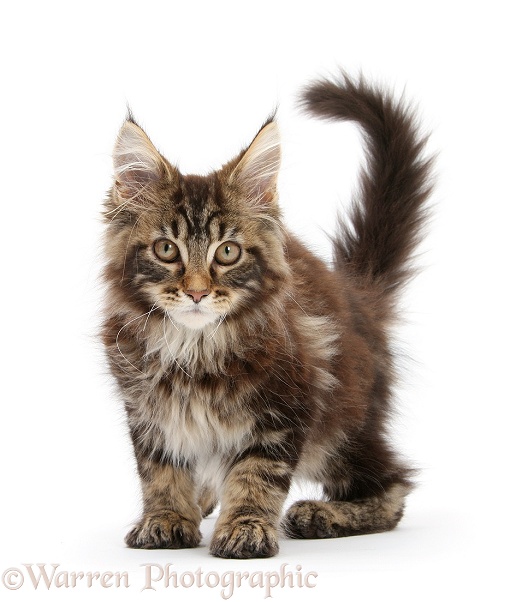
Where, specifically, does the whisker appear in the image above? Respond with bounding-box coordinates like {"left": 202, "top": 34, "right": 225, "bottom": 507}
{"left": 286, "top": 291, "right": 310, "bottom": 317}
{"left": 208, "top": 311, "right": 227, "bottom": 340}
{"left": 165, "top": 311, "right": 181, "bottom": 332}
{"left": 143, "top": 303, "right": 158, "bottom": 331}
{"left": 115, "top": 310, "right": 153, "bottom": 374}
{"left": 163, "top": 313, "right": 192, "bottom": 378}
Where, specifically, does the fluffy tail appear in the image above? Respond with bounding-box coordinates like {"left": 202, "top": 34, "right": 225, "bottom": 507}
{"left": 300, "top": 73, "right": 433, "bottom": 294}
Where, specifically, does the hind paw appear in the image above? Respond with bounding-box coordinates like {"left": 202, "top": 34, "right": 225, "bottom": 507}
{"left": 283, "top": 500, "right": 343, "bottom": 539}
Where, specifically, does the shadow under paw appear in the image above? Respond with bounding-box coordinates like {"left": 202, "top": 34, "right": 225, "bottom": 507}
{"left": 126, "top": 512, "right": 201, "bottom": 549}
{"left": 211, "top": 518, "right": 279, "bottom": 559}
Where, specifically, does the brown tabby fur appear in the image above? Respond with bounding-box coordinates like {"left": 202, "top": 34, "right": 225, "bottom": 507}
{"left": 101, "top": 73, "right": 432, "bottom": 558}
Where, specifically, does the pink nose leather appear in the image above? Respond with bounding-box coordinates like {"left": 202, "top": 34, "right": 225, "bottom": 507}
{"left": 185, "top": 289, "right": 210, "bottom": 304}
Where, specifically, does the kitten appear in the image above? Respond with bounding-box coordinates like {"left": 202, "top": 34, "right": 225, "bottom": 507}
{"left": 102, "top": 73, "right": 432, "bottom": 559}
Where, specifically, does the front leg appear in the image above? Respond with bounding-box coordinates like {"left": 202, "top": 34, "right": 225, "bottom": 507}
{"left": 126, "top": 444, "right": 202, "bottom": 549}
{"left": 210, "top": 452, "right": 293, "bottom": 559}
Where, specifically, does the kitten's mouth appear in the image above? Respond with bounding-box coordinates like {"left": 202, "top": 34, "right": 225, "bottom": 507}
{"left": 168, "top": 304, "right": 219, "bottom": 330}
{"left": 186, "top": 305, "right": 206, "bottom": 313}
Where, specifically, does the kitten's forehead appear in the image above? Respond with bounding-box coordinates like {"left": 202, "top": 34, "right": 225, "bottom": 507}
{"left": 168, "top": 174, "right": 232, "bottom": 241}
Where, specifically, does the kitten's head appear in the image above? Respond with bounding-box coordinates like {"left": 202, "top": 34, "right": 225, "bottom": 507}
{"left": 104, "top": 115, "right": 289, "bottom": 330}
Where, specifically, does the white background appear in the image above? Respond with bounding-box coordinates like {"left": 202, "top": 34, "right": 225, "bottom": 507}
{"left": 1, "top": 1, "right": 509, "bottom": 600}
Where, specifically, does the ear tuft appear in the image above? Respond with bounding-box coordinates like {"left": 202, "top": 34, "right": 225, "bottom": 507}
{"left": 113, "top": 120, "right": 166, "bottom": 199}
{"left": 230, "top": 120, "right": 281, "bottom": 206}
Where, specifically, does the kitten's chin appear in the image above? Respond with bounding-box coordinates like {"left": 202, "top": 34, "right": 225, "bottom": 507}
{"left": 169, "top": 308, "right": 219, "bottom": 330}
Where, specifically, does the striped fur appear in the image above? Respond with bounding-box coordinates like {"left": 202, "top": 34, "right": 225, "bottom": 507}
{"left": 102, "top": 73, "right": 432, "bottom": 558}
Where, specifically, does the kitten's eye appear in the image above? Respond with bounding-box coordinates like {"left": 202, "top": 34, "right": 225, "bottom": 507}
{"left": 153, "top": 239, "right": 180, "bottom": 262}
{"left": 214, "top": 241, "right": 241, "bottom": 266}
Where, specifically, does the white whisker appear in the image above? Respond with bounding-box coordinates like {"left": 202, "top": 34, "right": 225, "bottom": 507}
{"left": 165, "top": 311, "right": 181, "bottom": 332}
{"left": 207, "top": 312, "right": 227, "bottom": 340}
{"left": 163, "top": 313, "right": 192, "bottom": 378}
{"left": 286, "top": 291, "right": 310, "bottom": 317}
{"left": 143, "top": 303, "right": 158, "bottom": 331}
{"left": 115, "top": 310, "right": 154, "bottom": 374}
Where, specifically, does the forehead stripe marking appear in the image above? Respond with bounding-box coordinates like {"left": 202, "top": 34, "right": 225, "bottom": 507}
{"left": 177, "top": 206, "right": 195, "bottom": 235}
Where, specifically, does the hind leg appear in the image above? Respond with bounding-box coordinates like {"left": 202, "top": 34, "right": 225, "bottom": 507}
{"left": 282, "top": 482, "right": 411, "bottom": 538}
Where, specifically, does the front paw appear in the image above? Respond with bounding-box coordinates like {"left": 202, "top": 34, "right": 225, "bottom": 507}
{"left": 210, "top": 517, "right": 279, "bottom": 559}
{"left": 126, "top": 511, "right": 201, "bottom": 549}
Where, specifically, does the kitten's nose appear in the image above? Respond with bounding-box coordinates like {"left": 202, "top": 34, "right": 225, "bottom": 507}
{"left": 185, "top": 289, "right": 210, "bottom": 304}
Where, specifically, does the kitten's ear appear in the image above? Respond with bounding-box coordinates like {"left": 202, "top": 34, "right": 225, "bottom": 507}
{"left": 230, "top": 120, "right": 281, "bottom": 206}
{"left": 113, "top": 119, "right": 170, "bottom": 201}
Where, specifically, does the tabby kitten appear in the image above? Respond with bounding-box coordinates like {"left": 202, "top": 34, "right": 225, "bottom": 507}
{"left": 102, "top": 73, "right": 432, "bottom": 559}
